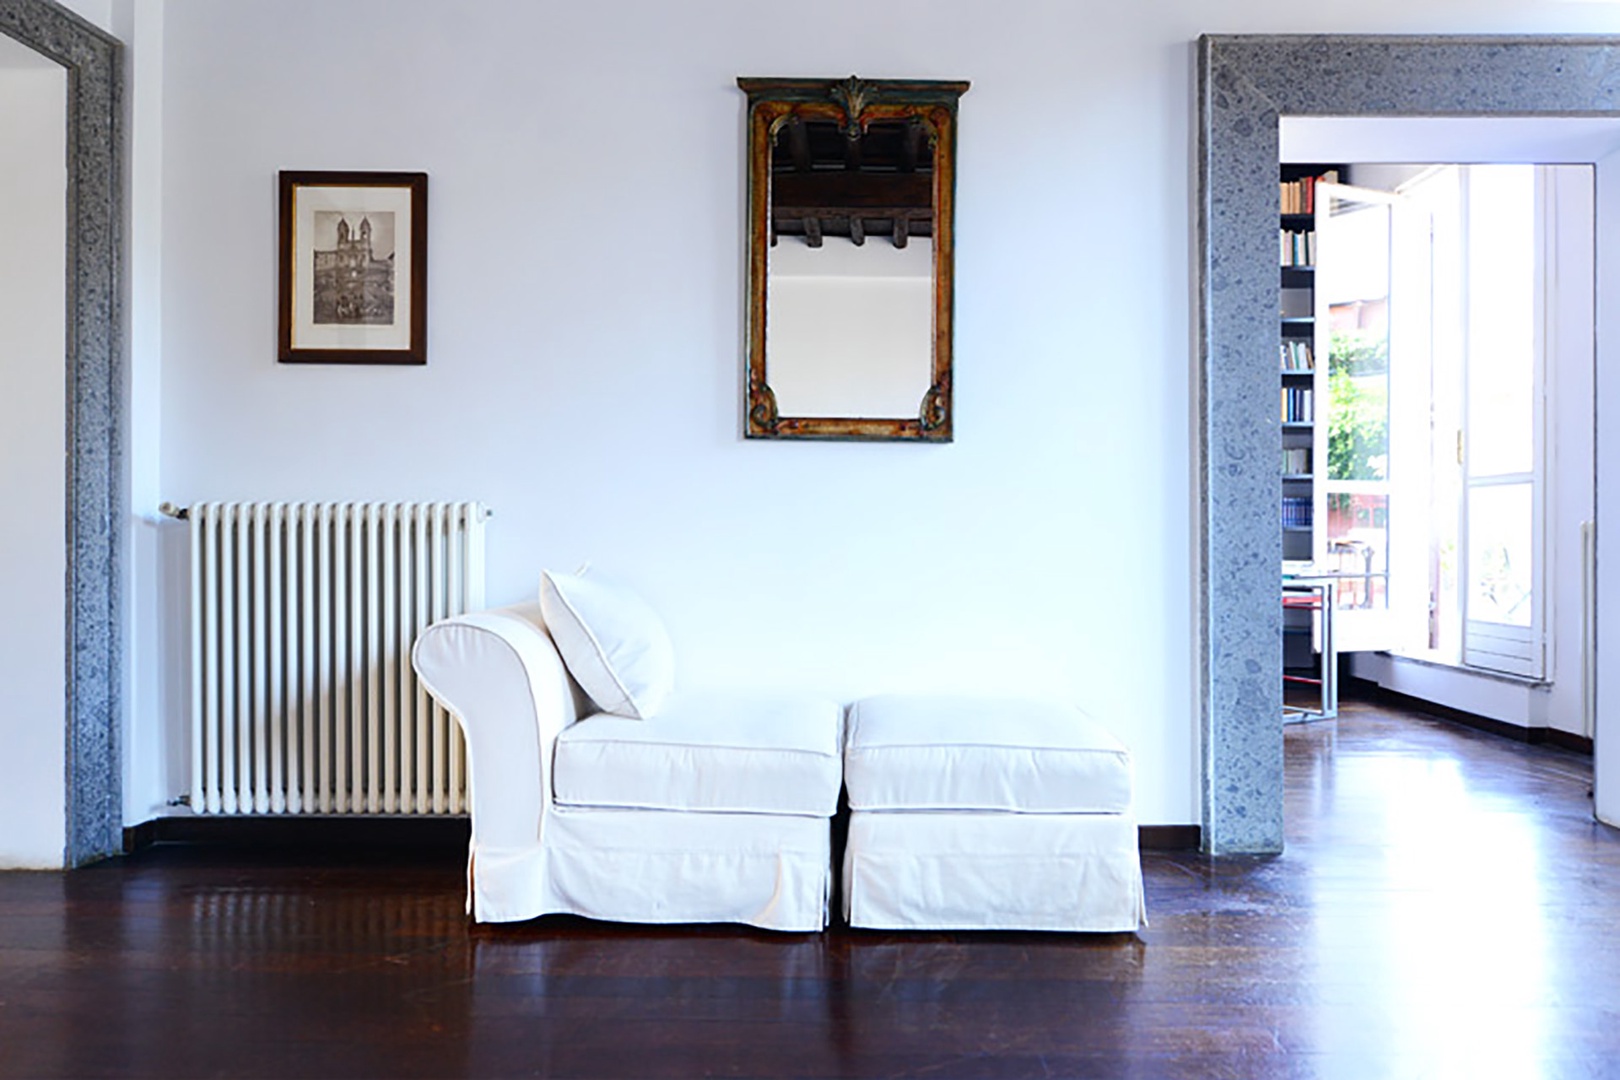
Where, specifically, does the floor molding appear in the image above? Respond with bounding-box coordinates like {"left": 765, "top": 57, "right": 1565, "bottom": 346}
{"left": 123, "top": 815, "right": 471, "bottom": 855}
{"left": 1138, "top": 824, "right": 1201, "bottom": 850}
{"left": 125, "top": 817, "right": 1203, "bottom": 854}
{"left": 1345, "top": 678, "right": 1594, "bottom": 755}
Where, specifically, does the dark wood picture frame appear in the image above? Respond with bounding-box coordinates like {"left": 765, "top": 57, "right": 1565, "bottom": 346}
{"left": 278, "top": 171, "right": 427, "bottom": 365}
{"left": 739, "top": 77, "right": 967, "bottom": 441}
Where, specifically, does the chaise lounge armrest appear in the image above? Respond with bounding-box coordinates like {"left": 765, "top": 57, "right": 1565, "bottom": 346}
{"left": 411, "top": 602, "right": 580, "bottom": 853}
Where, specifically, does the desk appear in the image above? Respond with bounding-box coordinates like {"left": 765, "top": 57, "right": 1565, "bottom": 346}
{"left": 1282, "top": 578, "right": 1336, "bottom": 721}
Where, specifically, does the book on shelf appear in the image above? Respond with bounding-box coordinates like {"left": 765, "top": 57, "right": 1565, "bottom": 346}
{"left": 1279, "top": 339, "right": 1315, "bottom": 371}
{"left": 1282, "top": 447, "right": 1311, "bottom": 475}
{"left": 1280, "top": 386, "right": 1313, "bottom": 423}
{"left": 1278, "top": 228, "right": 1317, "bottom": 268}
{"left": 1278, "top": 169, "right": 1341, "bottom": 214}
{"left": 1281, "top": 496, "right": 1313, "bottom": 529}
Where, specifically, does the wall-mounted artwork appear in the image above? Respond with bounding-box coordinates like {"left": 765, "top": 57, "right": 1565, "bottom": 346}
{"left": 278, "top": 171, "right": 428, "bottom": 365}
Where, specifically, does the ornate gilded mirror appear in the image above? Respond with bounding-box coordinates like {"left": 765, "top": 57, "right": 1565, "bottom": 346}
{"left": 739, "top": 76, "right": 968, "bottom": 441}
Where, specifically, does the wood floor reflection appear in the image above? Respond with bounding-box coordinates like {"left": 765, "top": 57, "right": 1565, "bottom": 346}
{"left": 2, "top": 697, "right": 1616, "bottom": 1079}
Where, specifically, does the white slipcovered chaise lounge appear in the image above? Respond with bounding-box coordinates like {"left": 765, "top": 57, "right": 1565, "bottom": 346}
{"left": 413, "top": 571, "right": 1143, "bottom": 934}
{"left": 412, "top": 575, "right": 843, "bottom": 932}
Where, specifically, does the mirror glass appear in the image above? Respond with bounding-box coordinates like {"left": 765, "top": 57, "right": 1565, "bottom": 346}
{"left": 739, "top": 77, "right": 968, "bottom": 441}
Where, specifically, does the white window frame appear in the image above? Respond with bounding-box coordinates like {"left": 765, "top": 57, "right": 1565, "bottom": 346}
{"left": 1458, "top": 167, "right": 1549, "bottom": 680}
{"left": 1313, "top": 182, "right": 1416, "bottom": 654}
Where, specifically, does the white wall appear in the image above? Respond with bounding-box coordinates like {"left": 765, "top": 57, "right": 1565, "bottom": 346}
{"left": 0, "top": 58, "right": 68, "bottom": 867}
{"left": 1541, "top": 166, "right": 1598, "bottom": 737}
{"left": 1596, "top": 143, "right": 1620, "bottom": 826}
{"left": 113, "top": 0, "right": 174, "bottom": 828}
{"left": 54, "top": 0, "right": 113, "bottom": 32}
{"left": 136, "top": 0, "right": 1620, "bottom": 829}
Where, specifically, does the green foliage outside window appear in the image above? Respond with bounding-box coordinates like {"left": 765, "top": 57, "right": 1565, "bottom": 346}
{"left": 1328, "top": 329, "right": 1389, "bottom": 482}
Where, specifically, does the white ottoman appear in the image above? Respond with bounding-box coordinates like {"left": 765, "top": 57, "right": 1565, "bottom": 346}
{"left": 841, "top": 694, "right": 1146, "bottom": 931}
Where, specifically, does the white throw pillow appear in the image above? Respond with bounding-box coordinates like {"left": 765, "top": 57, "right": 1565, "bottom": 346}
{"left": 538, "top": 569, "right": 675, "bottom": 719}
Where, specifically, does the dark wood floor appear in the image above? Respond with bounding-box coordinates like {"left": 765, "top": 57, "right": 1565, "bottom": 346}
{"left": 3, "top": 698, "right": 1618, "bottom": 1079}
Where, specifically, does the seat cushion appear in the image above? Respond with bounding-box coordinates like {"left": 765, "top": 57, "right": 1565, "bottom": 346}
{"left": 844, "top": 694, "right": 1132, "bottom": 814}
{"left": 553, "top": 690, "right": 842, "bottom": 817}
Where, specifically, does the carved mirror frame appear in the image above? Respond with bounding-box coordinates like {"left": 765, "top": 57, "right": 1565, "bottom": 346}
{"left": 739, "top": 76, "right": 968, "bottom": 442}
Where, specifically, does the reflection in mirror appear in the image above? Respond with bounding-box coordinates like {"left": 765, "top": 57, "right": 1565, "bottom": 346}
{"left": 739, "top": 77, "right": 968, "bottom": 441}
{"left": 767, "top": 239, "right": 932, "bottom": 419}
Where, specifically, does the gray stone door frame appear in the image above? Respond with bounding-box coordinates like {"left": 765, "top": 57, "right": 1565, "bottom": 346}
{"left": 0, "top": 0, "right": 123, "bottom": 865}
{"left": 1197, "top": 34, "right": 1620, "bottom": 853}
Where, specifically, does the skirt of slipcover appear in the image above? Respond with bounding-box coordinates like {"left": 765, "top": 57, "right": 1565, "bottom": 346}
{"left": 469, "top": 807, "right": 831, "bottom": 932}
{"left": 842, "top": 809, "right": 1145, "bottom": 932}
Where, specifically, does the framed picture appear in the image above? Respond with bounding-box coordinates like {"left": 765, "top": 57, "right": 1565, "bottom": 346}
{"left": 278, "top": 171, "right": 427, "bottom": 364}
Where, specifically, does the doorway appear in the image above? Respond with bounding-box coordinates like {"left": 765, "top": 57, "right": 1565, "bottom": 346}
{"left": 0, "top": 30, "right": 66, "bottom": 867}
{"left": 1198, "top": 35, "right": 1620, "bottom": 852}
{"left": 1281, "top": 126, "right": 1603, "bottom": 748}
{"left": 0, "top": 1, "right": 124, "bottom": 867}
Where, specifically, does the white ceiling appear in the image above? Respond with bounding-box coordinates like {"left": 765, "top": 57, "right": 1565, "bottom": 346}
{"left": 1281, "top": 115, "right": 1620, "bottom": 165}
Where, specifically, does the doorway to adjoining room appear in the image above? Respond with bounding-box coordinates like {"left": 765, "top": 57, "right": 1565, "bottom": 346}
{"left": 1280, "top": 117, "right": 1601, "bottom": 747}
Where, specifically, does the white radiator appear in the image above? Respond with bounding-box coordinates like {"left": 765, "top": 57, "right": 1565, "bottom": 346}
{"left": 186, "top": 501, "right": 487, "bottom": 816}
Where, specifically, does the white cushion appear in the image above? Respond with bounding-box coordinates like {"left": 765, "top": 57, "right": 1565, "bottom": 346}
{"left": 553, "top": 690, "right": 843, "bottom": 817}
{"left": 539, "top": 569, "right": 674, "bottom": 719}
{"left": 844, "top": 694, "right": 1133, "bottom": 814}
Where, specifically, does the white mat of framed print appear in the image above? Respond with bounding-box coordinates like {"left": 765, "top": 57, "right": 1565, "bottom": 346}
{"left": 278, "top": 171, "right": 427, "bottom": 365}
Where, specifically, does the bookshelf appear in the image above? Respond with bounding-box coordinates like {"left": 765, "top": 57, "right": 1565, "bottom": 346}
{"left": 1278, "top": 164, "right": 1338, "bottom": 566}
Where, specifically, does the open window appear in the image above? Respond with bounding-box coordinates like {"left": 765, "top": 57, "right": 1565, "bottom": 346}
{"left": 1313, "top": 167, "right": 1561, "bottom": 679}
{"left": 1312, "top": 181, "right": 1429, "bottom": 654}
